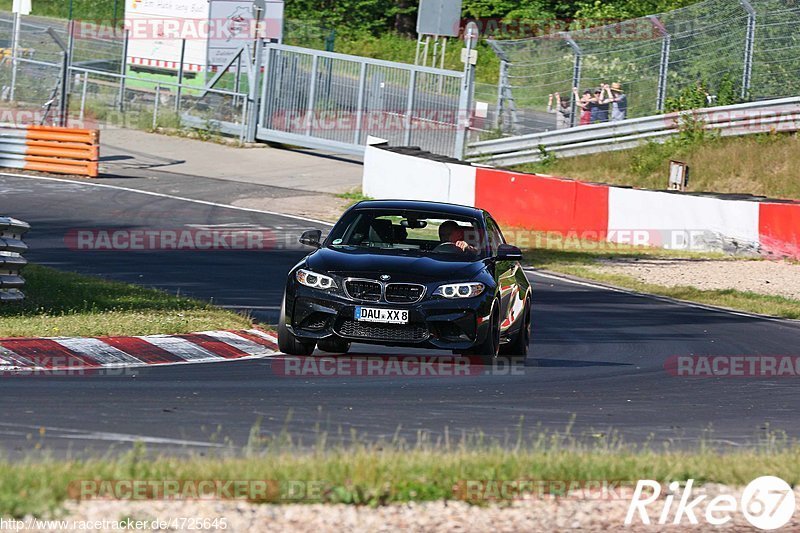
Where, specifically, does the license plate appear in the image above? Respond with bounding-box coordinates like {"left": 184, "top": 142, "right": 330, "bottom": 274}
{"left": 355, "top": 307, "right": 409, "bottom": 324}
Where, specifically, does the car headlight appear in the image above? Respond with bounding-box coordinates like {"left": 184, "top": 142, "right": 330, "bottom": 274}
{"left": 433, "top": 282, "right": 485, "bottom": 299}
{"left": 296, "top": 269, "right": 337, "bottom": 290}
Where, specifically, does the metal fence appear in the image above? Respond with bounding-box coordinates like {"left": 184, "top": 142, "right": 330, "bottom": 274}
{"left": 490, "top": 0, "right": 800, "bottom": 136}
{"left": 258, "top": 44, "right": 468, "bottom": 157}
{"left": 0, "top": 11, "right": 474, "bottom": 159}
{"left": 0, "top": 216, "right": 28, "bottom": 302}
{"left": 467, "top": 96, "right": 800, "bottom": 166}
{"left": 0, "top": 12, "right": 246, "bottom": 136}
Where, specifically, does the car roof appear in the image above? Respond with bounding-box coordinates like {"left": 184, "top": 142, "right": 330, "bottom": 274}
{"left": 352, "top": 199, "right": 484, "bottom": 219}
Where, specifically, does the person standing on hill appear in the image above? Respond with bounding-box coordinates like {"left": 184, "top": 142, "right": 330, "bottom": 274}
{"left": 547, "top": 92, "right": 572, "bottom": 129}
{"left": 609, "top": 82, "right": 628, "bottom": 121}
{"left": 573, "top": 87, "right": 592, "bottom": 126}
{"left": 594, "top": 84, "right": 613, "bottom": 123}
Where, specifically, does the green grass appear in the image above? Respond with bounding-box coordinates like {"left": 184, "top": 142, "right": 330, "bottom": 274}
{"left": 2, "top": 424, "right": 799, "bottom": 517}
{"left": 0, "top": 265, "right": 252, "bottom": 338}
{"left": 514, "top": 133, "right": 800, "bottom": 201}
{"left": 336, "top": 189, "right": 374, "bottom": 208}
{"left": 515, "top": 231, "right": 800, "bottom": 319}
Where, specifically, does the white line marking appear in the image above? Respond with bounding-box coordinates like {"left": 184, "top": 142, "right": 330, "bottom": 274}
{"left": 0, "top": 423, "right": 224, "bottom": 448}
{"left": 527, "top": 269, "right": 800, "bottom": 325}
{"left": 0, "top": 345, "right": 34, "bottom": 367}
{"left": 244, "top": 329, "right": 279, "bottom": 343}
{"left": 0, "top": 172, "right": 335, "bottom": 227}
{"left": 218, "top": 305, "right": 280, "bottom": 311}
{"left": 141, "top": 336, "right": 223, "bottom": 361}
{"left": 54, "top": 337, "right": 144, "bottom": 366}
{"left": 198, "top": 331, "right": 275, "bottom": 357}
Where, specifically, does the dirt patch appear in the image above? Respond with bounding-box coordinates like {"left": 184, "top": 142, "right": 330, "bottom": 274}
{"left": 17, "top": 484, "right": 800, "bottom": 532}
{"left": 591, "top": 258, "right": 800, "bottom": 301}
{"left": 232, "top": 195, "right": 349, "bottom": 224}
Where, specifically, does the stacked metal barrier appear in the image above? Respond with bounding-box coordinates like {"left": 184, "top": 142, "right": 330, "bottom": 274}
{"left": 0, "top": 124, "right": 99, "bottom": 177}
{"left": 0, "top": 217, "right": 29, "bottom": 302}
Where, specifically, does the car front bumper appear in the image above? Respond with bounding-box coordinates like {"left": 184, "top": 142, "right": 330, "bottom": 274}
{"left": 285, "top": 284, "right": 494, "bottom": 351}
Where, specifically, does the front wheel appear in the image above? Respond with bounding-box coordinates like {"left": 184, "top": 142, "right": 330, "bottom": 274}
{"left": 500, "top": 297, "right": 531, "bottom": 359}
{"left": 277, "top": 296, "right": 316, "bottom": 356}
{"left": 464, "top": 303, "right": 500, "bottom": 366}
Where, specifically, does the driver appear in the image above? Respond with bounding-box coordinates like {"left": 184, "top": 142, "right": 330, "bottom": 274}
{"left": 438, "top": 221, "right": 478, "bottom": 253}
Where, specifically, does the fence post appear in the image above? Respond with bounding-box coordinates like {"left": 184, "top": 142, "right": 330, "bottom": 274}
{"left": 740, "top": 0, "right": 756, "bottom": 100}
{"left": 79, "top": 71, "right": 88, "bottom": 121}
{"left": 117, "top": 29, "right": 129, "bottom": 112}
{"left": 246, "top": 38, "right": 265, "bottom": 143}
{"left": 175, "top": 39, "right": 186, "bottom": 115}
{"left": 10, "top": 12, "right": 20, "bottom": 102}
{"left": 305, "top": 54, "right": 319, "bottom": 136}
{"left": 454, "top": 33, "right": 477, "bottom": 159}
{"left": 353, "top": 61, "right": 367, "bottom": 145}
{"left": 403, "top": 69, "right": 417, "bottom": 145}
{"left": 649, "top": 15, "right": 670, "bottom": 112}
{"left": 562, "top": 33, "right": 582, "bottom": 128}
{"left": 153, "top": 84, "right": 160, "bottom": 129}
{"left": 495, "top": 60, "right": 508, "bottom": 131}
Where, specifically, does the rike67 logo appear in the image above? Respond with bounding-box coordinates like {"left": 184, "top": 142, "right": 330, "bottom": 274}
{"left": 625, "top": 476, "right": 796, "bottom": 530}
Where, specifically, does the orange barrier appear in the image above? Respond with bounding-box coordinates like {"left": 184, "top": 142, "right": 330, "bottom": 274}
{"left": 0, "top": 125, "right": 100, "bottom": 178}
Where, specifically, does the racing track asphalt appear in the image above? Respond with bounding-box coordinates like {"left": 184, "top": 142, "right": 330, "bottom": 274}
{"left": 1, "top": 173, "right": 800, "bottom": 457}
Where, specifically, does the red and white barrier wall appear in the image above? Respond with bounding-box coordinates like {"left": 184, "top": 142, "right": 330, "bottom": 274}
{"left": 362, "top": 144, "right": 800, "bottom": 258}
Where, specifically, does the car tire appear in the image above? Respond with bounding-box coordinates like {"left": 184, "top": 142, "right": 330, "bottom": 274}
{"left": 277, "top": 296, "right": 316, "bottom": 356}
{"left": 317, "top": 337, "right": 351, "bottom": 354}
{"left": 500, "top": 297, "right": 531, "bottom": 360}
{"left": 464, "top": 301, "right": 500, "bottom": 366}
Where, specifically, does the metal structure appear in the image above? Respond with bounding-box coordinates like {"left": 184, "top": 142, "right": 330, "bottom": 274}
{"left": 489, "top": 0, "right": 800, "bottom": 136}
{"left": 467, "top": 96, "right": 800, "bottom": 166}
{"left": 0, "top": 216, "right": 29, "bottom": 302}
{"left": 258, "top": 44, "right": 470, "bottom": 158}
{"left": 0, "top": 11, "right": 474, "bottom": 159}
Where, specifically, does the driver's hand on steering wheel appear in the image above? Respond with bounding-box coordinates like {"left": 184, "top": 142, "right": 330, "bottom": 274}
{"left": 455, "top": 240, "right": 476, "bottom": 253}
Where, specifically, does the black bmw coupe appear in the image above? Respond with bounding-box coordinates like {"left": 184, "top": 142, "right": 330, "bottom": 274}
{"left": 278, "top": 200, "right": 532, "bottom": 363}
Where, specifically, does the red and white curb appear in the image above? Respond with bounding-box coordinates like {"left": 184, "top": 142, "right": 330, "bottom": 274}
{"left": 0, "top": 329, "right": 278, "bottom": 373}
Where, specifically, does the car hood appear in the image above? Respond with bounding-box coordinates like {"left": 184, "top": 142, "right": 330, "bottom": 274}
{"left": 305, "top": 247, "right": 486, "bottom": 281}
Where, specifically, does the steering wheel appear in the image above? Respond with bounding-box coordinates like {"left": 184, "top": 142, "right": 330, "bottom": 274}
{"left": 433, "top": 242, "right": 460, "bottom": 253}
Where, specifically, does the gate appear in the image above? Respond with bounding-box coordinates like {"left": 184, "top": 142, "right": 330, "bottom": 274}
{"left": 257, "top": 44, "right": 471, "bottom": 159}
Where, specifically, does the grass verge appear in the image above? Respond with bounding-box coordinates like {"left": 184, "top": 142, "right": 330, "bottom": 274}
{"left": 517, "top": 232, "right": 800, "bottom": 319}
{"left": 514, "top": 133, "right": 800, "bottom": 201}
{"left": 0, "top": 265, "right": 252, "bottom": 338}
{"left": 335, "top": 189, "right": 374, "bottom": 208}
{"left": 2, "top": 425, "right": 799, "bottom": 517}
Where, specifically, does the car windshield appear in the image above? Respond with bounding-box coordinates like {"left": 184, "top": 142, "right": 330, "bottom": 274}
{"left": 326, "top": 209, "right": 486, "bottom": 257}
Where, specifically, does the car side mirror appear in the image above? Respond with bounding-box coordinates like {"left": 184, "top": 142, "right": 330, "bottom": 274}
{"left": 299, "top": 229, "right": 322, "bottom": 249}
{"left": 496, "top": 243, "right": 523, "bottom": 261}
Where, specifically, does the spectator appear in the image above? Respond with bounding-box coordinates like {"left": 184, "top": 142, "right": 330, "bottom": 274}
{"left": 572, "top": 88, "right": 592, "bottom": 126}
{"left": 547, "top": 92, "right": 572, "bottom": 129}
{"left": 609, "top": 82, "right": 628, "bottom": 121}
{"left": 589, "top": 88, "right": 603, "bottom": 123}
{"left": 594, "top": 84, "right": 612, "bottom": 123}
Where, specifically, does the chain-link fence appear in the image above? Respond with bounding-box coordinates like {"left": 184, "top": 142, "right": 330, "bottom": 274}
{"left": 489, "top": 0, "right": 800, "bottom": 135}
{"left": 0, "top": 11, "right": 249, "bottom": 135}
{"left": 0, "top": 11, "right": 471, "bottom": 158}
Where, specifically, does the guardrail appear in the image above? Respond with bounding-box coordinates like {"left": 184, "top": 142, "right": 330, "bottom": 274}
{"left": 466, "top": 97, "right": 800, "bottom": 166}
{"left": 0, "top": 217, "right": 29, "bottom": 302}
{"left": 0, "top": 124, "right": 100, "bottom": 178}
{"left": 0, "top": 124, "right": 100, "bottom": 177}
